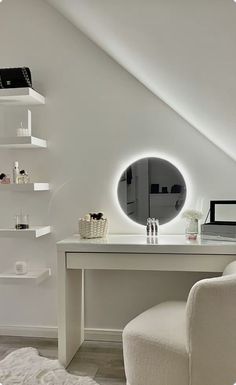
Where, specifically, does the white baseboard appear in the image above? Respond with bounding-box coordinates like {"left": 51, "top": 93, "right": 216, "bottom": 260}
{"left": 0, "top": 325, "right": 58, "bottom": 339}
{"left": 84, "top": 328, "right": 123, "bottom": 342}
{"left": 0, "top": 326, "right": 122, "bottom": 342}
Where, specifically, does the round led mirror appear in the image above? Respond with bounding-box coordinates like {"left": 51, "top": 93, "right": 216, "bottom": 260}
{"left": 117, "top": 157, "right": 187, "bottom": 225}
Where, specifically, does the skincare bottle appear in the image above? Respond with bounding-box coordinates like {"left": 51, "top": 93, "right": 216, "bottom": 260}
{"left": 154, "top": 219, "right": 159, "bottom": 237}
{"left": 13, "top": 161, "right": 19, "bottom": 184}
{"left": 146, "top": 218, "right": 151, "bottom": 237}
{"left": 151, "top": 218, "right": 155, "bottom": 236}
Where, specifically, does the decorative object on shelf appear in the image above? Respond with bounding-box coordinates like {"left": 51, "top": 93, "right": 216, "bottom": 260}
{"left": 16, "top": 110, "right": 32, "bottom": 137}
{"left": 15, "top": 212, "right": 29, "bottom": 230}
{"left": 79, "top": 212, "right": 108, "bottom": 239}
{"left": 17, "top": 121, "right": 31, "bottom": 137}
{"left": 0, "top": 173, "right": 10, "bottom": 184}
{"left": 0, "top": 67, "right": 32, "bottom": 89}
{"left": 182, "top": 209, "right": 203, "bottom": 240}
{"left": 15, "top": 261, "right": 28, "bottom": 275}
{"left": 146, "top": 217, "right": 159, "bottom": 237}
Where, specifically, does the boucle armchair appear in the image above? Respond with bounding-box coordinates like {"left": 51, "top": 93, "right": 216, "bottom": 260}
{"left": 123, "top": 261, "right": 236, "bottom": 385}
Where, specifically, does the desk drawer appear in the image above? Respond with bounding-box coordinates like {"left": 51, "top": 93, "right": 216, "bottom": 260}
{"left": 66, "top": 252, "right": 236, "bottom": 272}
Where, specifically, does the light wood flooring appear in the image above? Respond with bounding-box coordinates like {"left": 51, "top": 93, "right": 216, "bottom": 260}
{"left": 0, "top": 336, "right": 126, "bottom": 385}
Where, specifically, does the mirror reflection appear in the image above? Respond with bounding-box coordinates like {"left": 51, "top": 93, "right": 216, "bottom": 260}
{"left": 117, "top": 157, "right": 187, "bottom": 225}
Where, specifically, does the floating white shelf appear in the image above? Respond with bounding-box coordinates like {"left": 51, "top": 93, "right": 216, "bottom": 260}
{"left": 0, "top": 268, "right": 51, "bottom": 285}
{"left": 0, "top": 87, "right": 45, "bottom": 105}
{"left": 0, "top": 226, "right": 51, "bottom": 239}
{"left": 0, "top": 183, "right": 50, "bottom": 191}
{"left": 0, "top": 136, "right": 47, "bottom": 148}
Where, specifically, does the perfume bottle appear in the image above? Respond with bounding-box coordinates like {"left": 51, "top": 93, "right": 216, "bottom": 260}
{"left": 151, "top": 218, "right": 156, "bottom": 236}
{"left": 13, "top": 161, "right": 19, "bottom": 184}
{"left": 17, "top": 170, "right": 30, "bottom": 184}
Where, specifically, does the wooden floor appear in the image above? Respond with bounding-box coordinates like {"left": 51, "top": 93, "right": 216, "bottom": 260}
{"left": 0, "top": 336, "right": 126, "bottom": 385}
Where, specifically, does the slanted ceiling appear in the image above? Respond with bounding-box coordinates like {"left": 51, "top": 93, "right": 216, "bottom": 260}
{"left": 46, "top": 0, "right": 236, "bottom": 161}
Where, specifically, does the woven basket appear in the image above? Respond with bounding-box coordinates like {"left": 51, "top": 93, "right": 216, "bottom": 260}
{"left": 79, "top": 218, "right": 108, "bottom": 239}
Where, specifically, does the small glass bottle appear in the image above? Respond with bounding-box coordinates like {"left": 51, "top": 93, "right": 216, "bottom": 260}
{"left": 154, "top": 218, "right": 159, "bottom": 237}
{"left": 18, "top": 170, "right": 30, "bottom": 184}
{"left": 15, "top": 212, "right": 29, "bottom": 230}
{"left": 146, "top": 218, "right": 152, "bottom": 237}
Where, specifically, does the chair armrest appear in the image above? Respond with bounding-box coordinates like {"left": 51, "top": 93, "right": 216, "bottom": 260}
{"left": 186, "top": 275, "right": 236, "bottom": 385}
{"left": 223, "top": 260, "right": 236, "bottom": 276}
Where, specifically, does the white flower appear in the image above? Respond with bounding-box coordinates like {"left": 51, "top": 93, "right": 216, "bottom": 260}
{"left": 182, "top": 209, "right": 203, "bottom": 220}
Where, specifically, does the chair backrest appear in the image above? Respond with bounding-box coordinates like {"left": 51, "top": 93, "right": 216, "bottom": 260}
{"left": 186, "top": 261, "right": 236, "bottom": 385}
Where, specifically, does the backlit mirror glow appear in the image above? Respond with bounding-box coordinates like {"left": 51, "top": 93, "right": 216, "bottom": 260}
{"left": 117, "top": 157, "right": 187, "bottom": 225}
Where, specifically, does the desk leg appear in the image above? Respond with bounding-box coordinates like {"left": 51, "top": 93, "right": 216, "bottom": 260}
{"left": 58, "top": 251, "right": 84, "bottom": 366}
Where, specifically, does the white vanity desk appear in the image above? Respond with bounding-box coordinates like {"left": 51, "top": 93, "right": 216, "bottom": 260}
{"left": 57, "top": 234, "right": 236, "bottom": 366}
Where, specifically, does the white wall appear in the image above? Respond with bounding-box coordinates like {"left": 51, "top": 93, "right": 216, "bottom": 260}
{"left": 0, "top": 0, "right": 235, "bottom": 335}
{"left": 47, "top": 0, "right": 236, "bottom": 163}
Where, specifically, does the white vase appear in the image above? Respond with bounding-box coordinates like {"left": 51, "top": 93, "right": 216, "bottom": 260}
{"left": 186, "top": 218, "right": 198, "bottom": 240}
